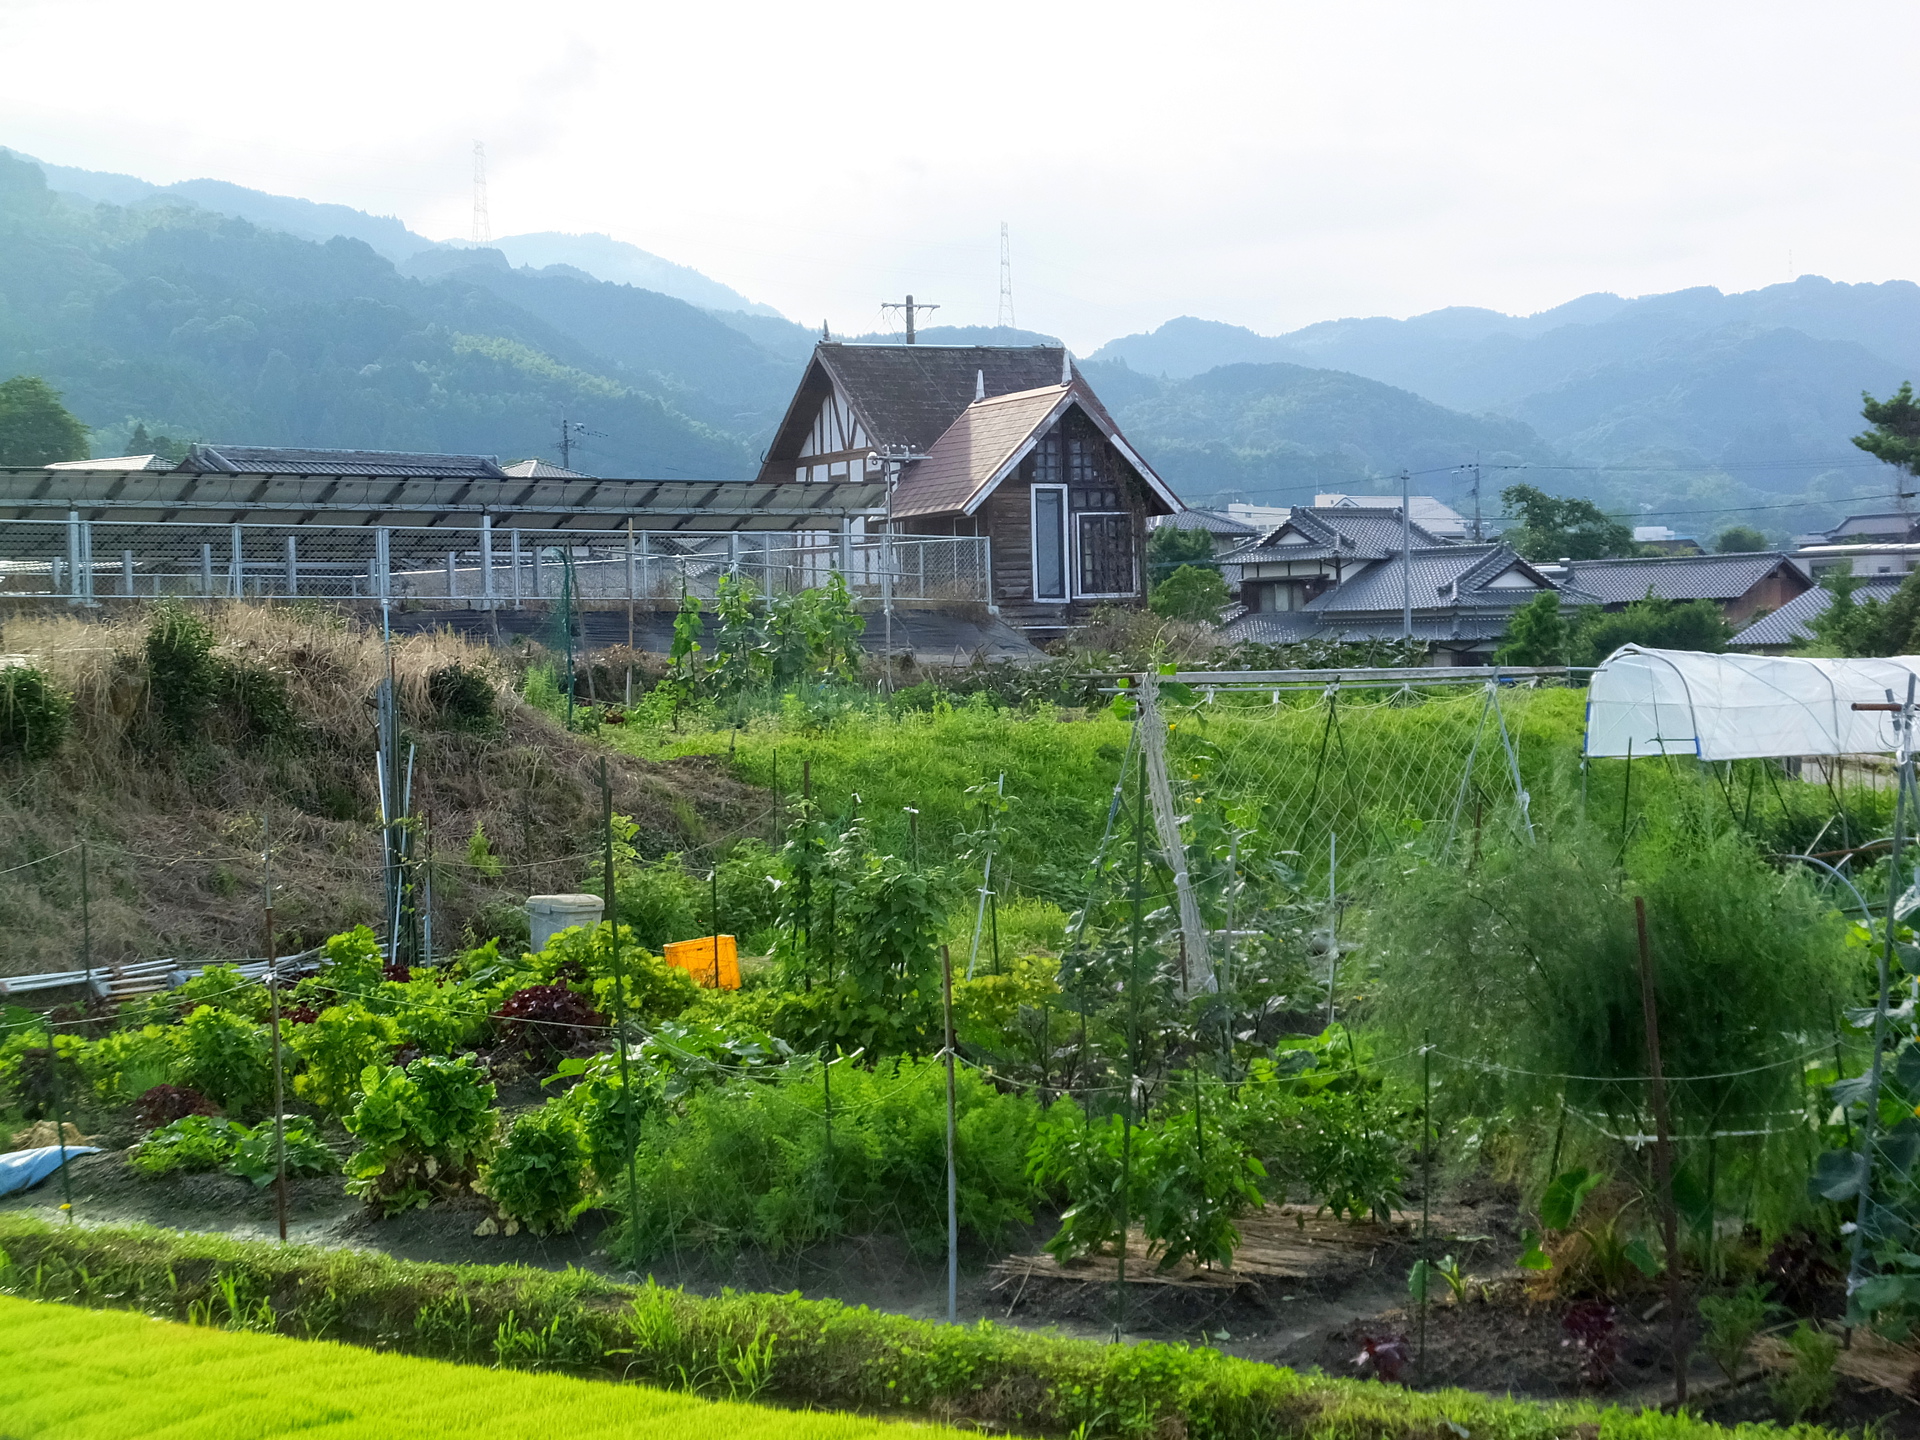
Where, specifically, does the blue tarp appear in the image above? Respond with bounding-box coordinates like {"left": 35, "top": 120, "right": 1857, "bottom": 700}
{"left": 0, "top": 1145, "right": 101, "bottom": 1197}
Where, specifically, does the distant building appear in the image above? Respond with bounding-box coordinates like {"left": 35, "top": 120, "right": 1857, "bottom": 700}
{"left": 176, "top": 444, "right": 511, "bottom": 479}
{"left": 756, "top": 343, "right": 1179, "bottom": 635}
{"left": 1218, "top": 505, "right": 1595, "bottom": 664}
{"left": 1315, "top": 493, "right": 1470, "bottom": 542}
{"left": 47, "top": 454, "right": 170, "bottom": 472}
{"left": 1791, "top": 510, "right": 1920, "bottom": 580}
{"left": 1534, "top": 552, "right": 1811, "bottom": 626}
{"left": 1730, "top": 576, "right": 1904, "bottom": 654}
{"left": 1149, "top": 507, "right": 1260, "bottom": 588}
{"left": 501, "top": 459, "right": 590, "bottom": 479}
{"left": 1631, "top": 525, "right": 1705, "bottom": 556}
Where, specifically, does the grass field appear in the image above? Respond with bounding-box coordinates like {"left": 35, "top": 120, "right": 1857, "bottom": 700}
{"left": 0, "top": 1296, "right": 950, "bottom": 1440}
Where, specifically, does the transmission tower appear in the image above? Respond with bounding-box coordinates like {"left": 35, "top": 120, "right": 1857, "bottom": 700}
{"left": 998, "top": 223, "right": 1016, "bottom": 330}
{"left": 471, "top": 141, "right": 491, "bottom": 245}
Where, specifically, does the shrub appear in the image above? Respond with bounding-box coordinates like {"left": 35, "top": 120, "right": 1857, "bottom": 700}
{"left": 478, "top": 1102, "right": 590, "bottom": 1235}
{"left": 289, "top": 1005, "right": 400, "bottom": 1116}
{"left": 175, "top": 1005, "right": 272, "bottom": 1115}
{"left": 129, "top": 1115, "right": 240, "bottom": 1177}
{"left": 143, "top": 602, "right": 220, "bottom": 736}
{"left": 1768, "top": 1321, "right": 1839, "bottom": 1421}
{"left": 0, "top": 665, "right": 71, "bottom": 762}
{"left": 427, "top": 663, "right": 497, "bottom": 732}
{"left": 1149, "top": 564, "right": 1230, "bottom": 626}
{"left": 228, "top": 1117, "right": 337, "bottom": 1186}
{"left": 131, "top": 1083, "right": 217, "bottom": 1131}
{"left": 343, "top": 1054, "right": 497, "bottom": 1216}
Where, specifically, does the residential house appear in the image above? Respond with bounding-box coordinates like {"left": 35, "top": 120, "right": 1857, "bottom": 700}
{"left": 1220, "top": 505, "right": 1591, "bottom": 663}
{"left": 1316, "top": 493, "right": 1471, "bottom": 542}
{"left": 1792, "top": 511, "right": 1920, "bottom": 580}
{"left": 1536, "top": 552, "right": 1811, "bottom": 627}
{"left": 756, "top": 343, "right": 1179, "bottom": 635}
{"left": 1631, "top": 525, "right": 1705, "bottom": 556}
{"left": 1728, "top": 578, "right": 1903, "bottom": 654}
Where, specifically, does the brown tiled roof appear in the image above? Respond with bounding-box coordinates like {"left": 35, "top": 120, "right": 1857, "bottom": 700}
{"left": 892, "top": 386, "right": 1072, "bottom": 520}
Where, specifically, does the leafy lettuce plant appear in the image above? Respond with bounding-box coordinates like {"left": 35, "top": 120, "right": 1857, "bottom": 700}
{"left": 227, "top": 1117, "right": 337, "bottom": 1186}
{"left": 477, "top": 1102, "right": 591, "bottom": 1235}
{"left": 343, "top": 1054, "right": 497, "bottom": 1216}
{"left": 130, "top": 1115, "right": 240, "bottom": 1177}
{"left": 289, "top": 1006, "right": 400, "bottom": 1116}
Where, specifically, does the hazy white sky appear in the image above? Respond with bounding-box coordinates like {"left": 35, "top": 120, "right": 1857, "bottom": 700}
{"left": 3, "top": 0, "right": 1915, "bottom": 350}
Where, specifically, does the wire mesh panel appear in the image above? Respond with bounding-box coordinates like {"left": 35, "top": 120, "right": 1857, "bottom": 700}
{"left": 0, "top": 520, "right": 989, "bottom": 607}
{"left": 1162, "top": 680, "right": 1567, "bottom": 878}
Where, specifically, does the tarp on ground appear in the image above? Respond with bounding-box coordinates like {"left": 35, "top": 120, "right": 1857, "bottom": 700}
{"left": 1585, "top": 646, "right": 1920, "bottom": 760}
{"left": 0, "top": 1145, "right": 100, "bottom": 1197}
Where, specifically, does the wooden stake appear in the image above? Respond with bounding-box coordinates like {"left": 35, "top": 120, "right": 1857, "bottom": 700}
{"left": 943, "top": 942, "right": 958, "bottom": 1324}
{"left": 1635, "top": 894, "right": 1687, "bottom": 1406}
{"left": 265, "top": 815, "right": 287, "bottom": 1242}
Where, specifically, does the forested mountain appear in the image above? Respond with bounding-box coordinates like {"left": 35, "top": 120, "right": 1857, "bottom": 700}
{"left": 1090, "top": 280, "right": 1920, "bottom": 504}
{"left": 0, "top": 151, "right": 754, "bottom": 476}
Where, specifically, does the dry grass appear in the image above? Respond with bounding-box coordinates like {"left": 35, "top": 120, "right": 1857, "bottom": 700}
{"left": 0, "top": 603, "right": 771, "bottom": 975}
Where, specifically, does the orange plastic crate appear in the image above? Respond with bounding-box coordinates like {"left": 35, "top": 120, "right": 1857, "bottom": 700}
{"left": 662, "top": 934, "right": 740, "bottom": 989}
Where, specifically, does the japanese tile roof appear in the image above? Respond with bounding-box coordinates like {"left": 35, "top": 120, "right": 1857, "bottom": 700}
{"left": 891, "top": 386, "right": 1074, "bottom": 520}
{"left": 1221, "top": 507, "right": 1447, "bottom": 565}
{"left": 1728, "top": 577, "right": 1905, "bottom": 649}
{"left": 178, "top": 444, "right": 509, "bottom": 478}
{"left": 501, "top": 459, "right": 591, "bottom": 478}
{"left": 1824, "top": 512, "right": 1918, "bottom": 541}
{"left": 1558, "top": 551, "right": 1807, "bottom": 605}
{"left": 1153, "top": 507, "right": 1260, "bottom": 537}
{"left": 809, "top": 344, "right": 1089, "bottom": 452}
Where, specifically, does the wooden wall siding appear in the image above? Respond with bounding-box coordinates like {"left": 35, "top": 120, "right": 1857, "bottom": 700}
{"left": 794, "top": 385, "right": 875, "bottom": 483}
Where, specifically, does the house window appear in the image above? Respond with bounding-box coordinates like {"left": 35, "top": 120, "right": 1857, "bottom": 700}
{"left": 1032, "top": 485, "right": 1068, "bottom": 601}
{"left": 1032, "top": 434, "right": 1061, "bottom": 486}
{"left": 1076, "top": 512, "right": 1134, "bottom": 597}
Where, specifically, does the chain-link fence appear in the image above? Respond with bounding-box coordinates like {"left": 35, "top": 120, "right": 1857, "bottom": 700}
{"left": 0, "top": 519, "right": 990, "bottom": 607}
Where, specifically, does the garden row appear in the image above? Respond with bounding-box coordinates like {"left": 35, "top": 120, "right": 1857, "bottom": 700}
{"left": 0, "top": 1218, "right": 1825, "bottom": 1440}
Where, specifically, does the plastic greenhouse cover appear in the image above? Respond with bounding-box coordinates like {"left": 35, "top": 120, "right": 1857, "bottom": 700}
{"left": 0, "top": 1145, "right": 100, "bottom": 1198}
{"left": 1584, "top": 646, "right": 1920, "bottom": 760}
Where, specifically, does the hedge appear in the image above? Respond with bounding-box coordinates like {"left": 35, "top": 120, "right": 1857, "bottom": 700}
{"left": 0, "top": 1217, "right": 1831, "bottom": 1440}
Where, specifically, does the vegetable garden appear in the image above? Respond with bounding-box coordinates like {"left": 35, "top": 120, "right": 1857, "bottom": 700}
{"left": 7, "top": 621, "right": 1920, "bottom": 1434}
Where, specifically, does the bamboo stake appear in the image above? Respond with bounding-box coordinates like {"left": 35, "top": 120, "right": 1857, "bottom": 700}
{"left": 1635, "top": 894, "right": 1687, "bottom": 1407}
{"left": 602, "top": 760, "right": 643, "bottom": 1271}
{"left": 943, "top": 942, "right": 958, "bottom": 1324}
{"left": 265, "top": 816, "right": 287, "bottom": 1242}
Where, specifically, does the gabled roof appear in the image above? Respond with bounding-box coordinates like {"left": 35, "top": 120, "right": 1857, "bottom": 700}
{"left": 1825, "top": 512, "right": 1917, "bottom": 541}
{"left": 1558, "top": 551, "right": 1807, "bottom": 605}
{"left": 1729, "top": 577, "right": 1905, "bottom": 649}
{"left": 1223, "top": 506, "right": 1446, "bottom": 565}
{"left": 178, "top": 444, "right": 509, "bottom": 479}
{"left": 891, "top": 384, "right": 1179, "bottom": 520}
{"left": 759, "top": 344, "right": 1084, "bottom": 477}
{"left": 1306, "top": 543, "right": 1590, "bottom": 617}
{"left": 1316, "top": 493, "right": 1469, "bottom": 540}
{"left": 501, "top": 458, "right": 590, "bottom": 479}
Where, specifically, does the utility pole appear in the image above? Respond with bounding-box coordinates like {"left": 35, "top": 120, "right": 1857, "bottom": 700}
{"left": 471, "top": 141, "right": 491, "bottom": 246}
{"left": 1400, "top": 468, "right": 1413, "bottom": 641}
{"left": 557, "top": 410, "right": 606, "bottom": 473}
{"left": 1468, "top": 454, "right": 1483, "bottom": 543}
{"left": 998, "top": 224, "right": 1016, "bottom": 330}
{"left": 881, "top": 295, "right": 940, "bottom": 344}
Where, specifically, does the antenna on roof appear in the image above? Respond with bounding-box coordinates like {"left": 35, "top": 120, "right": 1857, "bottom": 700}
{"left": 998, "top": 223, "right": 1016, "bottom": 330}
{"left": 471, "top": 142, "right": 491, "bottom": 246}
{"left": 880, "top": 294, "right": 939, "bottom": 344}
{"left": 974, "top": 370, "right": 985, "bottom": 402}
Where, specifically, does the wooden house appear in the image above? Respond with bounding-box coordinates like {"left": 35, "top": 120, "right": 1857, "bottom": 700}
{"left": 756, "top": 343, "right": 1180, "bottom": 635}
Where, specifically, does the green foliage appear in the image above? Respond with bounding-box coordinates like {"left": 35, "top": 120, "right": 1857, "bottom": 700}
{"left": 289, "top": 1006, "right": 400, "bottom": 1115}
{"left": 227, "top": 1116, "right": 337, "bottom": 1186}
{"left": 143, "top": 602, "right": 221, "bottom": 736}
{"left": 478, "top": 1102, "right": 591, "bottom": 1235}
{"left": 1853, "top": 380, "right": 1920, "bottom": 477}
{"left": 5, "top": 1214, "right": 1796, "bottom": 1440}
{"left": 605, "top": 1056, "right": 1038, "bottom": 1263}
{"left": 1766, "top": 1322, "right": 1838, "bottom": 1422}
{"left": 1698, "top": 1281, "right": 1774, "bottom": 1381}
{"left": 343, "top": 1054, "right": 498, "bottom": 1216}
{"left": 385, "top": 977, "right": 487, "bottom": 1057}
{"left": 1806, "top": 568, "right": 1920, "bottom": 657}
{"left": 129, "top": 1115, "right": 240, "bottom": 1177}
{"left": 1499, "top": 483, "right": 1634, "bottom": 560}
{"left": 536, "top": 921, "right": 698, "bottom": 1024}
{"left": 426, "top": 663, "right": 498, "bottom": 732}
{"left": 1148, "top": 523, "right": 1216, "bottom": 576}
{"left": 0, "top": 374, "right": 88, "bottom": 465}
{"left": 0, "top": 666, "right": 71, "bottom": 762}
{"left": 170, "top": 963, "right": 270, "bottom": 1022}
{"left": 73, "top": 1023, "right": 180, "bottom": 1105}
{"left": 711, "top": 573, "right": 770, "bottom": 694}
{"left": 465, "top": 822, "right": 503, "bottom": 878}
{"left": 1569, "top": 594, "right": 1732, "bottom": 665}
{"left": 1493, "top": 590, "right": 1567, "bottom": 666}
{"left": 1150, "top": 564, "right": 1230, "bottom": 626}
{"left": 175, "top": 1006, "right": 271, "bottom": 1115}
{"left": 1714, "top": 525, "right": 1768, "bottom": 553}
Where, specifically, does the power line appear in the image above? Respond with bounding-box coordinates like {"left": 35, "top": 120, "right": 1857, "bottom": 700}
{"left": 997, "top": 224, "right": 1015, "bottom": 330}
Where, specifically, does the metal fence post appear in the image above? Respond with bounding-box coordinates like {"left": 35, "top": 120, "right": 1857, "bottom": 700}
{"left": 728, "top": 531, "right": 740, "bottom": 579}
{"left": 65, "top": 512, "right": 80, "bottom": 603}
{"left": 532, "top": 542, "right": 544, "bottom": 600}
{"left": 229, "top": 524, "right": 243, "bottom": 598}
{"left": 481, "top": 515, "right": 495, "bottom": 609}
{"left": 839, "top": 520, "right": 852, "bottom": 579}
{"left": 80, "top": 520, "right": 94, "bottom": 601}
{"left": 286, "top": 535, "right": 298, "bottom": 597}
{"left": 201, "top": 544, "right": 213, "bottom": 597}
{"left": 445, "top": 550, "right": 458, "bottom": 601}
{"left": 640, "top": 531, "right": 651, "bottom": 597}
{"left": 375, "top": 527, "right": 391, "bottom": 602}
{"left": 122, "top": 549, "right": 134, "bottom": 598}
{"left": 626, "top": 524, "right": 636, "bottom": 600}
{"left": 510, "top": 527, "right": 523, "bottom": 608}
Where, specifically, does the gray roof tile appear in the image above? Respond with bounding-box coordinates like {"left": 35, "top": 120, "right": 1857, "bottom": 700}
{"left": 1729, "top": 578, "right": 1904, "bottom": 648}
{"left": 1561, "top": 551, "right": 1805, "bottom": 605}
{"left": 180, "top": 444, "right": 508, "bottom": 478}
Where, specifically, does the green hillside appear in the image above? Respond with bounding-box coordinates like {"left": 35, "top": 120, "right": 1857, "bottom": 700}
{"left": 0, "top": 151, "right": 757, "bottom": 477}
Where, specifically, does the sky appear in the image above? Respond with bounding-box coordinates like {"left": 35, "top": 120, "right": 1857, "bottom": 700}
{"left": 3, "top": 0, "right": 1917, "bottom": 352}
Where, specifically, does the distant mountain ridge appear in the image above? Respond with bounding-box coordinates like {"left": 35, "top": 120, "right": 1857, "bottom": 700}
{"left": 1, "top": 150, "right": 777, "bottom": 319}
